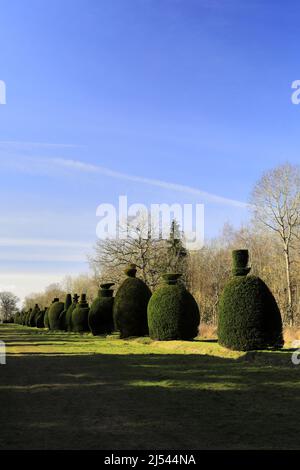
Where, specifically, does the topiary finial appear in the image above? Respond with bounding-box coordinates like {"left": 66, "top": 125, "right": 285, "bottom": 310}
{"left": 100, "top": 282, "right": 115, "bottom": 290}
{"left": 124, "top": 264, "right": 137, "bottom": 277}
{"left": 232, "top": 250, "right": 251, "bottom": 276}
{"left": 99, "top": 282, "right": 115, "bottom": 298}
{"left": 162, "top": 273, "right": 183, "bottom": 285}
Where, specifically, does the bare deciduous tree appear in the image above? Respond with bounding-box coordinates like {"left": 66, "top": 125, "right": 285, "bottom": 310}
{"left": 61, "top": 274, "right": 98, "bottom": 304}
{"left": 0, "top": 291, "right": 19, "bottom": 322}
{"left": 251, "top": 163, "right": 300, "bottom": 325}
{"left": 89, "top": 218, "right": 188, "bottom": 289}
{"left": 24, "top": 283, "right": 66, "bottom": 310}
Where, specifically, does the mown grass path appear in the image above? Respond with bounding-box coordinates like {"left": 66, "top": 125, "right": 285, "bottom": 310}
{"left": 0, "top": 324, "right": 299, "bottom": 449}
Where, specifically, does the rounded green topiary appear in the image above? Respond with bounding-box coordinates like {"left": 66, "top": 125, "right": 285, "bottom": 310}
{"left": 147, "top": 273, "right": 200, "bottom": 340}
{"left": 71, "top": 294, "right": 90, "bottom": 333}
{"left": 66, "top": 294, "right": 79, "bottom": 331}
{"left": 14, "top": 311, "right": 21, "bottom": 324}
{"left": 218, "top": 250, "right": 284, "bottom": 351}
{"left": 36, "top": 309, "right": 45, "bottom": 328}
{"left": 113, "top": 265, "right": 151, "bottom": 338}
{"left": 88, "top": 283, "right": 115, "bottom": 336}
{"left": 48, "top": 298, "right": 64, "bottom": 331}
{"left": 44, "top": 307, "right": 50, "bottom": 328}
{"left": 26, "top": 309, "right": 32, "bottom": 326}
{"left": 59, "top": 294, "right": 72, "bottom": 331}
{"left": 30, "top": 304, "right": 40, "bottom": 327}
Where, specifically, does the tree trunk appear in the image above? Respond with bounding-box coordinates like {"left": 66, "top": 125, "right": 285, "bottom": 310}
{"left": 284, "top": 247, "right": 293, "bottom": 326}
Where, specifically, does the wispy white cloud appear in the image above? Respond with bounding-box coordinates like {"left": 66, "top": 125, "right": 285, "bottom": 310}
{"left": 0, "top": 273, "right": 69, "bottom": 303}
{"left": 0, "top": 154, "right": 250, "bottom": 208}
{"left": 0, "top": 141, "right": 82, "bottom": 149}
{"left": 45, "top": 157, "right": 250, "bottom": 209}
{"left": 0, "top": 238, "right": 91, "bottom": 249}
{"left": 0, "top": 239, "right": 90, "bottom": 263}
{"left": 0, "top": 252, "right": 86, "bottom": 262}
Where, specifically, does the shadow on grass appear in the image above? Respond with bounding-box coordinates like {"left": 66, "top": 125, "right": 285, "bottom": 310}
{"left": 1, "top": 324, "right": 300, "bottom": 450}
{"left": 1, "top": 352, "right": 300, "bottom": 450}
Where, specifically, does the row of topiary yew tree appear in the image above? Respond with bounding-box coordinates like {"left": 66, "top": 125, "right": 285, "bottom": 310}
{"left": 15, "top": 250, "right": 284, "bottom": 351}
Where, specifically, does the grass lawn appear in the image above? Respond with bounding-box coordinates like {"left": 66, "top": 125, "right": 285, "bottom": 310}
{"left": 0, "top": 323, "right": 300, "bottom": 450}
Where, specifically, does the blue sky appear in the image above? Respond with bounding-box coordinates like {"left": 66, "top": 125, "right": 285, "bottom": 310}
{"left": 0, "top": 0, "right": 299, "bottom": 301}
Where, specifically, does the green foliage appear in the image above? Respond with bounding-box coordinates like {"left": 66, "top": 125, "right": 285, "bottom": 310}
{"left": 36, "top": 309, "right": 45, "bottom": 328}
{"left": 113, "top": 265, "right": 151, "bottom": 338}
{"left": 218, "top": 258, "right": 284, "bottom": 351}
{"left": 66, "top": 294, "right": 79, "bottom": 331}
{"left": 26, "top": 309, "right": 32, "bottom": 326}
{"left": 232, "top": 249, "right": 251, "bottom": 276}
{"left": 44, "top": 308, "right": 50, "bottom": 328}
{"left": 124, "top": 263, "right": 138, "bottom": 277}
{"left": 88, "top": 283, "right": 115, "bottom": 335}
{"left": 22, "top": 311, "right": 28, "bottom": 326}
{"left": 148, "top": 273, "right": 200, "bottom": 340}
{"left": 48, "top": 298, "right": 64, "bottom": 331}
{"left": 14, "top": 311, "right": 21, "bottom": 324}
{"left": 72, "top": 294, "right": 90, "bottom": 333}
{"left": 30, "top": 304, "right": 40, "bottom": 327}
{"left": 166, "top": 220, "right": 188, "bottom": 272}
{"left": 29, "top": 309, "right": 36, "bottom": 327}
{"left": 59, "top": 294, "right": 72, "bottom": 331}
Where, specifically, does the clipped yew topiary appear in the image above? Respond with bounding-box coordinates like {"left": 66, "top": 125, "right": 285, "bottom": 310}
{"left": 59, "top": 294, "right": 72, "bottom": 331}
{"left": 232, "top": 249, "right": 251, "bottom": 276}
{"left": 148, "top": 273, "right": 200, "bottom": 340}
{"left": 113, "top": 264, "right": 151, "bottom": 338}
{"left": 14, "top": 311, "right": 21, "bottom": 324}
{"left": 66, "top": 294, "right": 79, "bottom": 331}
{"left": 30, "top": 304, "right": 40, "bottom": 327}
{"left": 88, "top": 283, "right": 115, "bottom": 336}
{"left": 48, "top": 298, "right": 64, "bottom": 331}
{"left": 72, "top": 294, "right": 90, "bottom": 333}
{"left": 36, "top": 309, "right": 46, "bottom": 328}
{"left": 29, "top": 309, "right": 36, "bottom": 327}
{"left": 218, "top": 249, "right": 284, "bottom": 351}
{"left": 26, "top": 309, "right": 32, "bottom": 326}
{"left": 44, "top": 307, "right": 50, "bottom": 328}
